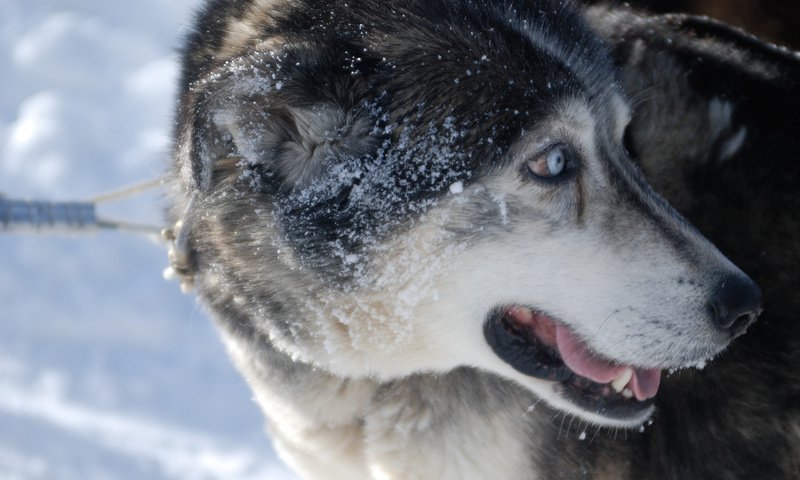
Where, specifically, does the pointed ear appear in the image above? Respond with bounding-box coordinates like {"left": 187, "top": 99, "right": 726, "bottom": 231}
{"left": 587, "top": 7, "right": 800, "bottom": 210}
{"left": 174, "top": 46, "right": 377, "bottom": 196}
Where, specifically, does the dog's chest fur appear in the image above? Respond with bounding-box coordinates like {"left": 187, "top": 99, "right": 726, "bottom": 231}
{"left": 204, "top": 286, "right": 542, "bottom": 479}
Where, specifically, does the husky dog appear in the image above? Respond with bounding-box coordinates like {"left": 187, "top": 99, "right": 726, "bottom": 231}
{"left": 168, "top": 0, "right": 798, "bottom": 478}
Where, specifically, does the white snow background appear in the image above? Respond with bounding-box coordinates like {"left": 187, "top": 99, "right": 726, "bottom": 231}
{"left": 0, "top": 1, "right": 298, "bottom": 478}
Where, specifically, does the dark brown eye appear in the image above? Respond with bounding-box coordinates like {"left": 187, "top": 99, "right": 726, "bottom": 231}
{"left": 527, "top": 144, "right": 571, "bottom": 179}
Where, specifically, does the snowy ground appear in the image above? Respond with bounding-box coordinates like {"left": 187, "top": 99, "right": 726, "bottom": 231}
{"left": 0, "top": 1, "right": 297, "bottom": 478}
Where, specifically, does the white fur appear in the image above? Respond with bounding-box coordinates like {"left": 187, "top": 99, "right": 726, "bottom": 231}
{"left": 253, "top": 100, "right": 742, "bottom": 431}
{"left": 364, "top": 395, "right": 534, "bottom": 479}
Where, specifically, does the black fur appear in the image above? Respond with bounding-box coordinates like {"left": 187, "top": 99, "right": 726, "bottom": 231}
{"left": 169, "top": 1, "right": 799, "bottom": 478}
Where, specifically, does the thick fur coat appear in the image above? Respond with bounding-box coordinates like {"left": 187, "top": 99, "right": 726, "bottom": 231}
{"left": 167, "top": 1, "right": 800, "bottom": 478}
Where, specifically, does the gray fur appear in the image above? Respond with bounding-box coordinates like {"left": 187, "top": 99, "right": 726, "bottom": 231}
{"left": 167, "top": 1, "right": 797, "bottom": 478}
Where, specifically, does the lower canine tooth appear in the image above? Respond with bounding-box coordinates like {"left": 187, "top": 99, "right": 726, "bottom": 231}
{"left": 611, "top": 368, "right": 634, "bottom": 393}
{"left": 621, "top": 388, "right": 633, "bottom": 399}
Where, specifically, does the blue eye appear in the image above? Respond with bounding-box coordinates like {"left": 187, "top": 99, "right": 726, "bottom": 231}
{"left": 527, "top": 144, "right": 571, "bottom": 179}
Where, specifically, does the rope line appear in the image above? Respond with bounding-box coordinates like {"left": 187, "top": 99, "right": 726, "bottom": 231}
{"left": 1, "top": 178, "right": 166, "bottom": 237}
{"left": 86, "top": 177, "right": 164, "bottom": 204}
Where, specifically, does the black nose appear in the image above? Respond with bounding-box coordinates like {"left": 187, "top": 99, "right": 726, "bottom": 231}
{"left": 708, "top": 274, "right": 762, "bottom": 338}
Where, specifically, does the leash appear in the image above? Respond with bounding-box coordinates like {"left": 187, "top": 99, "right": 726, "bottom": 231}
{"left": 0, "top": 178, "right": 164, "bottom": 235}
{"left": 1, "top": 177, "right": 196, "bottom": 292}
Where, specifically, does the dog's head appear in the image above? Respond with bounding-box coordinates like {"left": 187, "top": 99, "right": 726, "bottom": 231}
{"left": 173, "top": 0, "right": 762, "bottom": 427}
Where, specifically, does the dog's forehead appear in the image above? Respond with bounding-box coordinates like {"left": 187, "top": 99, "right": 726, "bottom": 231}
{"left": 207, "top": 0, "right": 622, "bottom": 142}
{"left": 353, "top": 0, "right": 622, "bottom": 156}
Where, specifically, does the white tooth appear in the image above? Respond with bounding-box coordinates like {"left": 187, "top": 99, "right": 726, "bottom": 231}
{"left": 611, "top": 368, "right": 634, "bottom": 393}
{"left": 509, "top": 306, "right": 534, "bottom": 322}
{"left": 621, "top": 388, "right": 634, "bottom": 399}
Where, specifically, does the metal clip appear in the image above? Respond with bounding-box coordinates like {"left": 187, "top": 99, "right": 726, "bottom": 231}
{"left": 162, "top": 195, "right": 197, "bottom": 293}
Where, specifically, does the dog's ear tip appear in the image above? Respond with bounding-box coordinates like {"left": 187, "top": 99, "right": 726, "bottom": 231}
{"left": 594, "top": 8, "right": 800, "bottom": 80}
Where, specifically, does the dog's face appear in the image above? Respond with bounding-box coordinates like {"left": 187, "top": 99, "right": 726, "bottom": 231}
{"left": 176, "top": 0, "right": 761, "bottom": 428}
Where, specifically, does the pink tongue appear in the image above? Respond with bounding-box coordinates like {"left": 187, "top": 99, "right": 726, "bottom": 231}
{"left": 556, "top": 326, "right": 624, "bottom": 383}
{"left": 629, "top": 368, "right": 662, "bottom": 401}
{"left": 555, "top": 325, "right": 661, "bottom": 400}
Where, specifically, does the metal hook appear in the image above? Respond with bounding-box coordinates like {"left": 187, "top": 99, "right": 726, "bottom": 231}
{"left": 162, "top": 195, "right": 197, "bottom": 293}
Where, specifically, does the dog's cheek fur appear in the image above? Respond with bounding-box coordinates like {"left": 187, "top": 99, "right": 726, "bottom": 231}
{"left": 423, "top": 215, "right": 715, "bottom": 369}
{"left": 189, "top": 175, "right": 471, "bottom": 379}
{"left": 422, "top": 122, "right": 734, "bottom": 372}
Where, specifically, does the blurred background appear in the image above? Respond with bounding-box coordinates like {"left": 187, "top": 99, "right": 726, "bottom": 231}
{"left": 0, "top": 1, "right": 795, "bottom": 479}
{"left": 0, "top": 1, "right": 296, "bottom": 478}
{"left": 615, "top": 0, "right": 800, "bottom": 49}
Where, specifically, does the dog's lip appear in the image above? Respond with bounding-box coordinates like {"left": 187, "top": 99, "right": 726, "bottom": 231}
{"left": 503, "top": 306, "right": 661, "bottom": 400}
{"left": 552, "top": 318, "right": 661, "bottom": 401}
{"left": 484, "top": 305, "right": 662, "bottom": 417}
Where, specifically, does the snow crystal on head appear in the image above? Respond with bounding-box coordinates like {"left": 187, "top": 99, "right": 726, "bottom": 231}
{"left": 198, "top": 50, "right": 287, "bottom": 96}
{"left": 265, "top": 105, "right": 473, "bottom": 284}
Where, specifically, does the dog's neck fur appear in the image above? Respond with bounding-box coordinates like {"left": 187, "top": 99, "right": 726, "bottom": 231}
{"left": 200, "top": 278, "right": 543, "bottom": 479}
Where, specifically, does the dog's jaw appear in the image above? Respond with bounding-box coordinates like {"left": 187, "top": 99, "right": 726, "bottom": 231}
{"left": 483, "top": 305, "right": 661, "bottom": 426}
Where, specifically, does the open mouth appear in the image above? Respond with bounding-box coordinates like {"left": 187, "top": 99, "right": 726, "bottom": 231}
{"left": 484, "top": 306, "right": 662, "bottom": 421}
